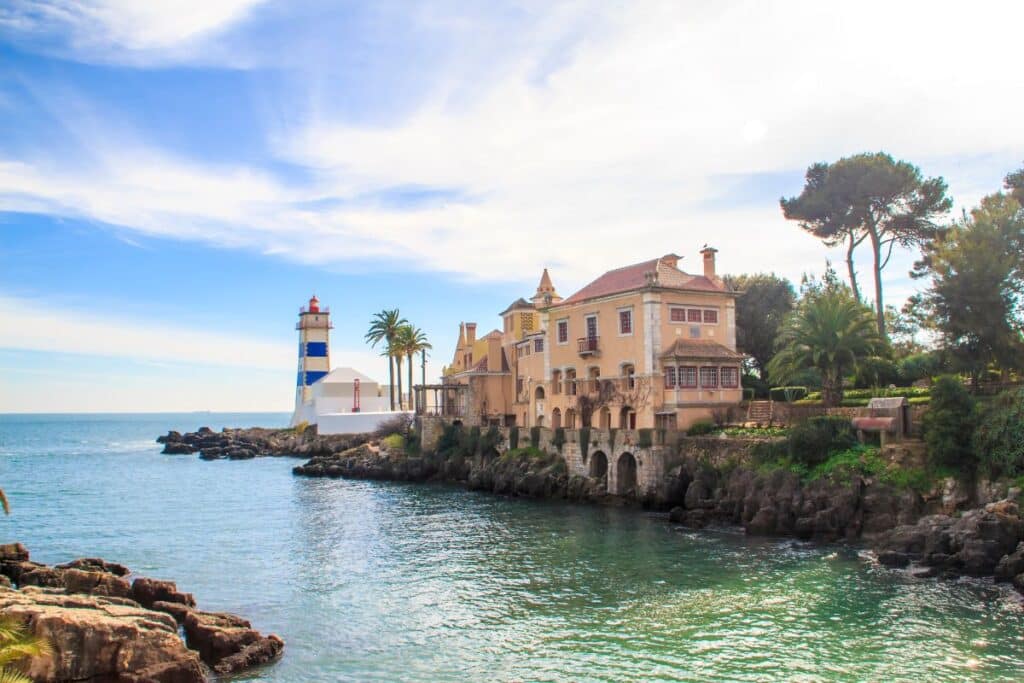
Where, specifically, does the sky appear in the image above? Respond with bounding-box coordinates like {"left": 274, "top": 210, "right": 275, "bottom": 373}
{"left": 0, "top": 0, "right": 1022, "bottom": 412}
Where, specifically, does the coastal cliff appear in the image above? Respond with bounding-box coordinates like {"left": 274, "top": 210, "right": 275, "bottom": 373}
{"left": 0, "top": 543, "right": 283, "bottom": 681}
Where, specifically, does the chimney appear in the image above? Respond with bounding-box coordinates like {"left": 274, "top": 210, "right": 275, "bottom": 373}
{"left": 465, "top": 322, "right": 477, "bottom": 346}
{"left": 700, "top": 246, "right": 718, "bottom": 280}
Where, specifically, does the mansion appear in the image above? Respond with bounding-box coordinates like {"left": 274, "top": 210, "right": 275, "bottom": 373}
{"left": 425, "top": 247, "right": 745, "bottom": 431}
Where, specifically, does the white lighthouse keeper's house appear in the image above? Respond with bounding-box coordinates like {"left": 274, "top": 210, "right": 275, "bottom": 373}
{"left": 290, "top": 296, "right": 410, "bottom": 434}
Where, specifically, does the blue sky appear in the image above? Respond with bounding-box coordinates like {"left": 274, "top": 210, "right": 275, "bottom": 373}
{"left": 1, "top": 0, "right": 1022, "bottom": 411}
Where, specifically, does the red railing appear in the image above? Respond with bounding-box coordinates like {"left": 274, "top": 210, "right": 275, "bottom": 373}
{"left": 578, "top": 337, "right": 599, "bottom": 354}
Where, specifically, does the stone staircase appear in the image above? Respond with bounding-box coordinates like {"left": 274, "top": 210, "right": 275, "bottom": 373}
{"left": 746, "top": 400, "right": 773, "bottom": 425}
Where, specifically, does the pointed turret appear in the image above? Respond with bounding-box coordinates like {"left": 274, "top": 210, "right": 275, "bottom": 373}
{"left": 532, "top": 268, "right": 562, "bottom": 307}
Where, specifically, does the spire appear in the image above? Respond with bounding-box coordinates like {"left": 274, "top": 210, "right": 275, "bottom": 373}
{"left": 457, "top": 322, "right": 466, "bottom": 348}
{"left": 532, "top": 268, "right": 561, "bottom": 307}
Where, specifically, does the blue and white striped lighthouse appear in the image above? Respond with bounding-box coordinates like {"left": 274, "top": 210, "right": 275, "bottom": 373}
{"left": 291, "top": 295, "right": 332, "bottom": 426}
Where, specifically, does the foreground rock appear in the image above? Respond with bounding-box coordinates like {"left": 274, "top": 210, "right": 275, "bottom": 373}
{"left": 0, "top": 587, "right": 205, "bottom": 683}
{"left": 0, "top": 545, "right": 283, "bottom": 681}
{"left": 158, "top": 425, "right": 372, "bottom": 460}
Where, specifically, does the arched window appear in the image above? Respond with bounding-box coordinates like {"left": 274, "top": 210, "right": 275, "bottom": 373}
{"left": 535, "top": 386, "right": 546, "bottom": 400}
{"left": 565, "top": 408, "right": 576, "bottom": 429}
{"left": 551, "top": 370, "right": 562, "bottom": 395}
{"left": 566, "top": 369, "right": 577, "bottom": 396}
{"left": 588, "top": 367, "right": 601, "bottom": 393}
{"left": 622, "top": 364, "right": 636, "bottom": 390}
{"left": 552, "top": 408, "right": 562, "bottom": 429}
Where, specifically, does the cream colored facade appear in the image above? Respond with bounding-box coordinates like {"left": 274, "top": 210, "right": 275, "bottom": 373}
{"left": 440, "top": 250, "right": 744, "bottom": 430}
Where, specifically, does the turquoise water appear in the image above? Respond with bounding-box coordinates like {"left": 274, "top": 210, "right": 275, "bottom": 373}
{"left": 1, "top": 414, "right": 1023, "bottom": 682}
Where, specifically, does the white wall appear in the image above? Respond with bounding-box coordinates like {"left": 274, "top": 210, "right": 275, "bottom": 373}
{"left": 315, "top": 411, "right": 413, "bottom": 435}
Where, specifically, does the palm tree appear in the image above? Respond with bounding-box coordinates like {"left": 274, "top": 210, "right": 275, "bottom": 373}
{"left": 365, "top": 309, "right": 407, "bottom": 410}
{"left": 767, "top": 289, "right": 886, "bottom": 407}
{"left": 395, "top": 325, "right": 431, "bottom": 412}
{"left": 0, "top": 613, "right": 52, "bottom": 683}
{"left": 0, "top": 489, "right": 8, "bottom": 515}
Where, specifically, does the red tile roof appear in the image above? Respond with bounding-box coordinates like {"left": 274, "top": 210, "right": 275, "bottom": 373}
{"left": 660, "top": 339, "right": 746, "bottom": 361}
{"left": 560, "top": 255, "right": 730, "bottom": 305}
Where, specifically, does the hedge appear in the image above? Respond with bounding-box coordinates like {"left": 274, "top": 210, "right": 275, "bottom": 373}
{"left": 769, "top": 386, "right": 808, "bottom": 402}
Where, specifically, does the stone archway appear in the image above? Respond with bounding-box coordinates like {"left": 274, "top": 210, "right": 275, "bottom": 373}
{"left": 616, "top": 452, "right": 637, "bottom": 496}
{"left": 589, "top": 450, "right": 608, "bottom": 480}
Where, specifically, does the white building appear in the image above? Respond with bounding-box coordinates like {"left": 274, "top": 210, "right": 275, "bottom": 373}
{"left": 290, "top": 296, "right": 411, "bottom": 434}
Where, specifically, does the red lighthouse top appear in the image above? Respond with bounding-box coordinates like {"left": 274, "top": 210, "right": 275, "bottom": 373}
{"left": 308, "top": 295, "right": 320, "bottom": 313}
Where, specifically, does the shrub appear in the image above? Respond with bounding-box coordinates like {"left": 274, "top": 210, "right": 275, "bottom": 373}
{"left": 530, "top": 426, "right": 541, "bottom": 449}
{"left": 742, "top": 373, "right": 770, "bottom": 399}
{"left": 579, "top": 427, "right": 591, "bottom": 461}
{"left": 480, "top": 426, "right": 502, "bottom": 455}
{"left": 769, "top": 386, "right": 808, "bottom": 402}
{"left": 974, "top": 387, "right": 1024, "bottom": 478}
{"left": 552, "top": 427, "right": 566, "bottom": 452}
{"left": 503, "top": 446, "right": 548, "bottom": 461}
{"left": 787, "top": 415, "right": 857, "bottom": 467}
{"left": 374, "top": 413, "right": 413, "bottom": 439}
{"left": 898, "top": 352, "right": 943, "bottom": 384}
{"left": 686, "top": 420, "right": 717, "bottom": 436}
{"left": 436, "top": 423, "right": 463, "bottom": 454}
{"left": 921, "top": 375, "right": 977, "bottom": 474}
{"left": 638, "top": 428, "right": 653, "bottom": 448}
{"left": 381, "top": 433, "right": 405, "bottom": 451}
{"left": 509, "top": 426, "right": 519, "bottom": 450}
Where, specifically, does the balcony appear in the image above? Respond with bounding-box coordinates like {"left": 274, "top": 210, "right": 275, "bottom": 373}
{"left": 577, "top": 336, "right": 600, "bottom": 356}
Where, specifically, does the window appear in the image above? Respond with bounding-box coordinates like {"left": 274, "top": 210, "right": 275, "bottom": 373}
{"left": 700, "top": 366, "right": 718, "bottom": 388}
{"left": 585, "top": 315, "right": 598, "bottom": 340}
{"left": 520, "top": 312, "right": 534, "bottom": 332}
{"left": 670, "top": 307, "right": 686, "bottom": 322}
{"left": 552, "top": 370, "right": 562, "bottom": 394}
{"left": 566, "top": 369, "right": 577, "bottom": 395}
{"left": 687, "top": 308, "right": 702, "bottom": 323}
{"left": 619, "top": 309, "right": 632, "bottom": 335}
{"left": 504, "top": 316, "right": 511, "bottom": 333}
{"left": 557, "top": 319, "right": 568, "bottom": 344}
{"left": 703, "top": 309, "right": 719, "bottom": 324}
{"left": 623, "top": 364, "right": 636, "bottom": 389}
{"left": 516, "top": 378, "right": 524, "bottom": 395}
{"left": 534, "top": 338, "right": 544, "bottom": 353}
{"left": 664, "top": 366, "right": 677, "bottom": 388}
{"left": 679, "top": 366, "right": 698, "bottom": 388}
{"left": 721, "top": 367, "right": 739, "bottom": 388}
{"left": 521, "top": 343, "right": 530, "bottom": 356}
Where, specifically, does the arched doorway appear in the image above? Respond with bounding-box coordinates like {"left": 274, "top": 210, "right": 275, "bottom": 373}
{"left": 599, "top": 407, "right": 611, "bottom": 429}
{"left": 616, "top": 452, "right": 637, "bottom": 496}
{"left": 565, "top": 408, "right": 576, "bottom": 429}
{"left": 590, "top": 450, "right": 608, "bottom": 480}
{"left": 552, "top": 408, "right": 561, "bottom": 429}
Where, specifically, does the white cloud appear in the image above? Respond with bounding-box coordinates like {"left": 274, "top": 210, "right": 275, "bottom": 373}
{"left": 2, "top": 0, "right": 1023, "bottom": 295}
{"left": 1, "top": 0, "right": 265, "bottom": 61}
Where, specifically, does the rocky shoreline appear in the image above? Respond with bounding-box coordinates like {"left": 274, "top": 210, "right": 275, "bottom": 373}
{"left": 158, "top": 425, "right": 365, "bottom": 460}
{"left": 159, "top": 426, "right": 1024, "bottom": 598}
{"left": 0, "top": 543, "right": 283, "bottom": 682}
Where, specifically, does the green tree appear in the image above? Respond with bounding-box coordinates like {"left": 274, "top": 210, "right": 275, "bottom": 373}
{"left": 365, "top": 309, "right": 407, "bottom": 411}
{"left": 921, "top": 375, "right": 977, "bottom": 474}
{"left": 767, "top": 288, "right": 886, "bottom": 407}
{"left": 781, "top": 152, "right": 952, "bottom": 336}
{"left": 1006, "top": 162, "right": 1024, "bottom": 205}
{"left": 394, "top": 325, "right": 431, "bottom": 412}
{"left": 974, "top": 387, "right": 1024, "bottom": 478}
{"left": 911, "top": 194, "right": 1024, "bottom": 382}
{"left": 0, "top": 613, "right": 52, "bottom": 683}
{"left": 723, "top": 273, "right": 796, "bottom": 380}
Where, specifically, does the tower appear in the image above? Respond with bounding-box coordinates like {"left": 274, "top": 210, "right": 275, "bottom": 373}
{"left": 292, "top": 295, "right": 332, "bottom": 426}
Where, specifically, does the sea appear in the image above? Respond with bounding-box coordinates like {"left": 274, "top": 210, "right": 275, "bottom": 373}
{"left": 1, "top": 413, "right": 1023, "bottom": 682}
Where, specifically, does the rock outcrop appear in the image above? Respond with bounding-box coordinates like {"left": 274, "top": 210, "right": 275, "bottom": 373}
{"left": 871, "top": 500, "right": 1024, "bottom": 589}
{"left": 0, "top": 588, "right": 206, "bottom": 683}
{"left": 0, "top": 545, "right": 284, "bottom": 681}
{"left": 158, "top": 425, "right": 372, "bottom": 460}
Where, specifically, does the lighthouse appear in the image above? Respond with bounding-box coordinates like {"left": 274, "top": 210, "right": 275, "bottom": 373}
{"left": 291, "top": 295, "right": 332, "bottom": 426}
